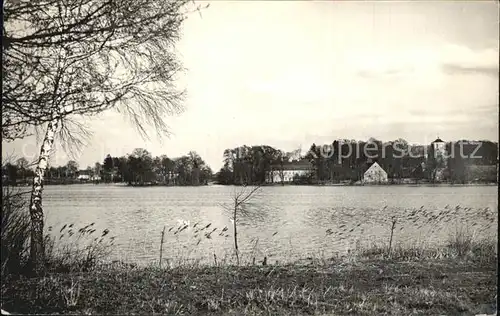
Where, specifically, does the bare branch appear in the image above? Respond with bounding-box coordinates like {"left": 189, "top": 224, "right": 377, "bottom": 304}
{"left": 234, "top": 185, "right": 262, "bottom": 208}
{"left": 58, "top": 117, "right": 93, "bottom": 160}
{"left": 3, "top": 0, "right": 201, "bottom": 141}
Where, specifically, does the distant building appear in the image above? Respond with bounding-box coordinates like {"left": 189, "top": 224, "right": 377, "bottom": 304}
{"left": 431, "top": 137, "right": 447, "bottom": 162}
{"left": 77, "top": 174, "right": 90, "bottom": 181}
{"left": 363, "top": 162, "right": 388, "bottom": 184}
{"left": 266, "top": 159, "right": 313, "bottom": 183}
{"left": 428, "top": 137, "right": 448, "bottom": 182}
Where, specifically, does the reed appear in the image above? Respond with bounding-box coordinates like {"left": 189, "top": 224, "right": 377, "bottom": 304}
{"left": 159, "top": 226, "right": 166, "bottom": 268}
{"left": 44, "top": 223, "right": 115, "bottom": 273}
{"left": 324, "top": 204, "right": 496, "bottom": 260}
{"left": 1, "top": 186, "right": 30, "bottom": 276}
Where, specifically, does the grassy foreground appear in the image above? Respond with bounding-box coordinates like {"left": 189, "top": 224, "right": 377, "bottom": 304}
{"left": 1, "top": 254, "right": 497, "bottom": 316}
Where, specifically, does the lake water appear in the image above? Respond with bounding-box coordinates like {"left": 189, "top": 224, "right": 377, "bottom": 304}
{"left": 43, "top": 184, "right": 498, "bottom": 266}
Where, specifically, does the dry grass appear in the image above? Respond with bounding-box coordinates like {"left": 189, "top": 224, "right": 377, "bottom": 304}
{"left": 1, "top": 254, "right": 496, "bottom": 315}
{"left": 356, "top": 238, "right": 497, "bottom": 265}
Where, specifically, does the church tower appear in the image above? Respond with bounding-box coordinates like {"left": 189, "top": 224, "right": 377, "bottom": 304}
{"left": 429, "top": 136, "right": 447, "bottom": 181}
{"left": 431, "top": 137, "right": 446, "bottom": 162}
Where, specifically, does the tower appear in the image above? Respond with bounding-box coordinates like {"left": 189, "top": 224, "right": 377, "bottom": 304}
{"left": 429, "top": 137, "right": 447, "bottom": 181}
{"left": 431, "top": 136, "right": 446, "bottom": 161}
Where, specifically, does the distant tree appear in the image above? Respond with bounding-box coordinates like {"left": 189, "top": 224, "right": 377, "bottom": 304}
{"left": 239, "top": 146, "right": 254, "bottom": 184}
{"left": 4, "top": 163, "right": 18, "bottom": 185}
{"left": 306, "top": 144, "right": 321, "bottom": 183}
{"left": 117, "top": 157, "right": 131, "bottom": 184}
{"left": 188, "top": 151, "right": 204, "bottom": 186}
{"left": 393, "top": 138, "right": 409, "bottom": 157}
{"left": 174, "top": 156, "right": 192, "bottom": 185}
{"left": 160, "top": 156, "right": 176, "bottom": 184}
{"left": 426, "top": 153, "right": 446, "bottom": 183}
{"left": 86, "top": 166, "right": 93, "bottom": 176}
{"left": 47, "top": 166, "right": 58, "bottom": 179}
{"left": 94, "top": 163, "right": 102, "bottom": 179}
{"left": 216, "top": 167, "right": 234, "bottom": 185}
{"left": 15, "top": 157, "right": 29, "bottom": 183}
{"left": 217, "top": 145, "right": 288, "bottom": 185}
{"left": 54, "top": 166, "right": 67, "bottom": 179}
{"left": 410, "top": 164, "right": 425, "bottom": 184}
{"left": 66, "top": 161, "right": 79, "bottom": 178}
{"left": 128, "top": 148, "right": 154, "bottom": 185}
{"left": 231, "top": 146, "right": 249, "bottom": 185}
{"left": 16, "top": 157, "right": 29, "bottom": 170}
{"left": 200, "top": 166, "right": 213, "bottom": 185}
{"left": 103, "top": 155, "right": 113, "bottom": 169}
{"left": 277, "top": 150, "right": 288, "bottom": 185}
{"left": 102, "top": 155, "right": 113, "bottom": 182}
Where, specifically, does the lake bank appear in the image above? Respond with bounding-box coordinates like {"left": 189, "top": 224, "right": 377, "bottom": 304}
{"left": 2, "top": 250, "right": 496, "bottom": 315}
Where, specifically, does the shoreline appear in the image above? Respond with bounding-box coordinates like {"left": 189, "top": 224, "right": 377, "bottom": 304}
{"left": 6, "top": 182, "right": 497, "bottom": 187}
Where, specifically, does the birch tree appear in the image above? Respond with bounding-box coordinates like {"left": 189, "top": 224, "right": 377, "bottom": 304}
{"left": 2, "top": 0, "right": 203, "bottom": 273}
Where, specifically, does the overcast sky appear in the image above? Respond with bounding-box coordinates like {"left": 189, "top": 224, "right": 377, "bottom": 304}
{"left": 3, "top": 1, "right": 499, "bottom": 171}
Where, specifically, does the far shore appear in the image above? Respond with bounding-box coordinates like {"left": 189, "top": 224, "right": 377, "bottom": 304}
{"left": 5, "top": 181, "right": 498, "bottom": 188}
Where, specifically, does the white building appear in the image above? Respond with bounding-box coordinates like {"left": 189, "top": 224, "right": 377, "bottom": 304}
{"left": 430, "top": 137, "right": 447, "bottom": 181}
{"left": 77, "top": 174, "right": 90, "bottom": 181}
{"left": 363, "top": 162, "right": 388, "bottom": 184}
{"left": 431, "top": 137, "right": 447, "bottom": 162}
{"left": 266, "top": 160, "right": 313, "bottom": 183}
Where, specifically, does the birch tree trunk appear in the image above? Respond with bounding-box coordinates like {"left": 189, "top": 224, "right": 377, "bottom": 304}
{"left": 29, "top": 116, "right": 61, "bottom": 274}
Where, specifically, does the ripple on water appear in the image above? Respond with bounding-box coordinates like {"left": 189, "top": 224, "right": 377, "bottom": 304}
{"left": 43, "top": 184, "right": 498, "bottom": 265}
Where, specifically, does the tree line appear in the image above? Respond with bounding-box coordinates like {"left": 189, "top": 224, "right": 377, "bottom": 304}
{"left": 4, "top": 139, "right": 497, "bottom": 187}
{"left": 215, "top": 139, "right": 498, "bottom": 185}
{"left": 99, "top": 149, "right": 213, "bottom": 186}
{"left": 2, "top": 149, "right": 214, "bottom": 187}
{"left": 215, "top": 145, "right": 302, "bottom": 185}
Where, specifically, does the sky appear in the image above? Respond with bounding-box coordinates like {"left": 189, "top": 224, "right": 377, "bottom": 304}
{"left": 3, "top": 1, "right": 499, "bottom": 171}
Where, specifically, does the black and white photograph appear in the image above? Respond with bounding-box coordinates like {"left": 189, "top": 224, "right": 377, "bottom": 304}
{"left": 1, "top": 1, "right": 498, "bottom": 315}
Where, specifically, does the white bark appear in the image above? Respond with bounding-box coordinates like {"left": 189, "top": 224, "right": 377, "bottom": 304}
{"left": 29, "top": 115, "right": 61, "bottom": 273}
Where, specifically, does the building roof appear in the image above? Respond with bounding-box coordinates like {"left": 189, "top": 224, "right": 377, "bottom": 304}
{"left": 364, "top": 162, "right": 386, "bottom": 174}
{"left": 272, "top": 160, "right": 313, "bottom": 171}
{"left": 432, "top": 138, "right": 444, "bottom": 143}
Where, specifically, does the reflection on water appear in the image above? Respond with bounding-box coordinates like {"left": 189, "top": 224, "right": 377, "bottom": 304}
{"left": 43, "top": 184, "right": 498, "bottom": 265}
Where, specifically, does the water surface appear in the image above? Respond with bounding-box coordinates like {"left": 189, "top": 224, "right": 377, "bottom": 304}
{"left": 43, "top": 184, "right": 498, "bottom": 265}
